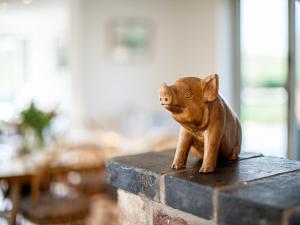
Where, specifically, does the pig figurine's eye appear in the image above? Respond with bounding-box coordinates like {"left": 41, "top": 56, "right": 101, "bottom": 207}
{"left": 184, "top": 90, "right": 193, "bottom": 99}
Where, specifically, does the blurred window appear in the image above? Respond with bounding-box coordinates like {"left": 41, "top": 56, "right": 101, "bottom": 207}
{"left": 0, "top": 36, "right": 26, "bottom": 120}
{"left": 240, "top": 0, "right": 288, "bottom": 157}
{"left": 0, "top": 0, "right": 70, "bottom": 121}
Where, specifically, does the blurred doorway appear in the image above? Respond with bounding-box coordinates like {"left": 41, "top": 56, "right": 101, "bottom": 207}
{"left": 240, "top": 0, "right": 299, "bottom": 158}
{"left": 240, "top": 0, "right": 288, "bottom": 157}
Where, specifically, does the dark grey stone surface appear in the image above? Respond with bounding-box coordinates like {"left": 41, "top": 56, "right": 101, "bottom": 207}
{"left": 105, "top": 149, "right": 261, "bottom": 202}
{"left": 164, "top": 157, "right": 300, "bottom": 219}
{"left": 237, "top": 151, "right": 263, "bottom": 160}
{"left": 105, "top": 149, "right": 200, "bottom": 201}
{"left": 218, "top": 171, "right": 300, "bottom": 225}
{"left": 219, "top": 193, "right": 282, "bottom": 225}
{"left": 106, "top": 149, "right": 262, "bottom": 201}
{"left": 164, "top": 174, "right": 214, "bottom": 219}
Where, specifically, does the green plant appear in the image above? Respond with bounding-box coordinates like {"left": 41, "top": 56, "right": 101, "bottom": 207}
{"left": 20, "top": 102, "right": 56, "bottom": 150}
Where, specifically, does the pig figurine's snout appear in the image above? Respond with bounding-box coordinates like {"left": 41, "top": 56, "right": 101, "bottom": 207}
{"left": 159, "top": 83, "right": 173, "bottom": 106}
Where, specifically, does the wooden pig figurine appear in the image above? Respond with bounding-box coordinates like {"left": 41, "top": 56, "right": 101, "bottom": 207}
{"left": 159, "top": 74, "right": 241, "bottom": 173}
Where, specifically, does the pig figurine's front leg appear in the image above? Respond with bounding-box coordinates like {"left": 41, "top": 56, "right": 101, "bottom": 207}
{"left": 172, "top": 127, "right": 192, "bottom": 169}
{"left": 199, "top": 125, "right": 223, "bottom": 173}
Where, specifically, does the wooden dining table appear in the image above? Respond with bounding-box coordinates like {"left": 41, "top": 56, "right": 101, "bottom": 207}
{"left": 0, "top": 156, "right": 37, "bottom": 225}
{"left": 0, "top": 147, "right": 105, "bottom": 225}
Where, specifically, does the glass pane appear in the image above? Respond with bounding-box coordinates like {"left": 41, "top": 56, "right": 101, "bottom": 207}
{"left": 295, "top": 0, "right": 300, "bottom": 152}
{"left": 296, "top": 1, "right": 300, "bottom": 122}
{"left": 240, "top": 0, "right": 288, "bottom": 157}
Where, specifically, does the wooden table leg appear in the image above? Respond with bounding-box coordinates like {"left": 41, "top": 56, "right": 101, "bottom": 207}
{"left": 8, "top": 180, "right": 20, "bottom": 225}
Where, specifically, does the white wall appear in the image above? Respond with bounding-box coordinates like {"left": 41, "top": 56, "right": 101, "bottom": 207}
{"left": 70, "top": 0, "right": 235, "bottom": 126}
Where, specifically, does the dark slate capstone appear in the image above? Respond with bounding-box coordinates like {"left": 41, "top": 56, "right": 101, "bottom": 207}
{"left": 105, "top": 149, "right": 199, "bottom": 201}
{"left": 237, "top": 151, "right": 263, "bottom": 160}
{"left": 218, "top": 171, "right": 300, "bottom": 225}
{"left": 106, "top": 149, "right": 261, "bottom": 201}
{"left": 164, "top": 174, "right": 214, "bottom": 220}
{"left": 105, "top": 149, "right": 261, "bottom": 202}
{"left": 164, "top": 156, "right": 300, "bottom": 219}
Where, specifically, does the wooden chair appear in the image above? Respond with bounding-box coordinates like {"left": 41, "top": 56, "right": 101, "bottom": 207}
{"left": 56, "top": 144, "right": 106, "bottom": 197}
{"left": 67, "top": 170, "right": 105, "bottom": 196}
{"left": 19, "top": 163, "right": 90, "bottom": 224}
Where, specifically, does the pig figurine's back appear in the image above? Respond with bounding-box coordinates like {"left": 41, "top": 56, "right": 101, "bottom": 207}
{"left": 159, "top": 74, "right": 241, "bottom": 173}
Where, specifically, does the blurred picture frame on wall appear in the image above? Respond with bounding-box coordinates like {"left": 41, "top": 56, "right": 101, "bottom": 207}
{"left": 106, "top": 17, "right": 154, "bottom": 64}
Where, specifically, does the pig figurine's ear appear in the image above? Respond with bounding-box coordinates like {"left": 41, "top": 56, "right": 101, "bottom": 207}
{"left": 202, "top": 74, "right": 219, "bottom": 102}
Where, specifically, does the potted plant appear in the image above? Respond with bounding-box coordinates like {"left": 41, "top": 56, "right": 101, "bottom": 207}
{"left": 19, "top": 103, "right": 56, "bottom": 154}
